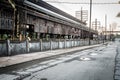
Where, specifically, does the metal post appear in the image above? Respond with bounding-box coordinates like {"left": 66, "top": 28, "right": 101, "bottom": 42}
{"left": 109, "top": 24, "right": 111, "bottom": 41}
{"left": 64, "top": 39, "right": 66, "bottom": 48}
{"left": 105, "top": 14, "right": 107, "bottom": 41}
{"left": 102, "top": 26, "right": 104, "bottom": 43}
{"left": 89, "top": 0, "right": 92, "bottom": 45}
{"left": 95, "top": 19, "right": 97, "bottom": 31}
{"left": 95, "top": 19, "right": 98, "bottom": 43}
{"left": 58, "top": 39, "right": 60, "bottom": 48}
{"left": 81, "top": 7, "right": 83, "bottom": 21}
{"left": 50, "top": 39, "right": 52, "bottom": 50}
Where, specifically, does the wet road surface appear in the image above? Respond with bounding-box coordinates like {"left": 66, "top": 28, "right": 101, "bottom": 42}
{"left": 0, "top": 42, "right": 117, "bottom": 80}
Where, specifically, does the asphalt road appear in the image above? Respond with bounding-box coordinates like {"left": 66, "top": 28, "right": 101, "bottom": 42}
{"left": 22, "top": 42, "right": 116, "bottom": 80}
{"left": 0, "top": 42, "right": 117, "bottom": 80}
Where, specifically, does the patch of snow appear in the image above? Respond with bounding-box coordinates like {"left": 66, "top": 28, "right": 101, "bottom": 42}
{"left": 80, "top": 57, "right": 91, "bottom": 61}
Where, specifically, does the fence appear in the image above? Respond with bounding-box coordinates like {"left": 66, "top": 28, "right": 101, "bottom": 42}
{"left": 0, "top": 39, "right": 102, "bottom": 56}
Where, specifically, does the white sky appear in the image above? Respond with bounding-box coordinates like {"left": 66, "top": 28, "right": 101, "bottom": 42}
{"left": 43, "top": 0, "right": 120, "bottom": 30}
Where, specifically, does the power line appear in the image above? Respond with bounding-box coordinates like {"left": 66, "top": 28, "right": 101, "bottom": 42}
{"left": 45, "top": 1, "right": 118, "bottom": 5}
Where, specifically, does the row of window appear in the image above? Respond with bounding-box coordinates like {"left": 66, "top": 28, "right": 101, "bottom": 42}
{"left": 0, "top": 10, "right": 13, "bottom": 19}
{"left": 0, "top": 18, "right": 13, "bottom": 30}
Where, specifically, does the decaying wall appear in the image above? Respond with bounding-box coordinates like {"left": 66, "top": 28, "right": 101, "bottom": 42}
{"left": 0, "top": 39, "right": 102, "bottom": 56}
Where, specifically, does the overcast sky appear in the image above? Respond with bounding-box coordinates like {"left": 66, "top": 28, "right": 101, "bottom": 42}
{"left": 43, "top": 0, "right": 120, "bottom": 30}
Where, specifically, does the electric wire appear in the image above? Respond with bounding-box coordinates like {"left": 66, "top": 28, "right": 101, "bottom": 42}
{"left": 44, "top": 1, "right": 119, "bottom": 5}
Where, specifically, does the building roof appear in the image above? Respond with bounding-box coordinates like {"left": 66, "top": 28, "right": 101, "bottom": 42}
{"left": 14, "top": 0, "right": 97, "bottom": 33}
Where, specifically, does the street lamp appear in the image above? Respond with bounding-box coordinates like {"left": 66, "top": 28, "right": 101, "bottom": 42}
{"left": 89, "top": 0, "right": 92, "bottom": 45}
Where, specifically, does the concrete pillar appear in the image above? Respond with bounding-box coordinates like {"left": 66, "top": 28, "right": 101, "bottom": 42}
{"left": 50, "top": 40, "right": 52, "bottom": 50}
{"left": 70, "top": 39, "right": 72, "bottom": 48}
{"left": 6, "top": 39, "right": 11, "bottom": 56}
{"left": 26, "top": 39, "right": 29, "bottom": 53}
{"left": 58, "top": 39, "right": 60, "bottom": 49}
{"left": 37, "top": 33, "right": 40, "bottom": 39}
{"left": 71, "top": 39, "right": 73, "bottom": 47}
{"left": 83, "top": 39, "right": 85, "bottom": 46}
{"left": 79, "top": 39, "right": 80, "bottom": 46}
{"left": 40, "top": 39, "right": 42, "bottom": 51}
{"left": 74, "top": 39, "right": 75, "bottom": 47}
{"left": 64, "top": 39, "right": 66, "bottom": 48}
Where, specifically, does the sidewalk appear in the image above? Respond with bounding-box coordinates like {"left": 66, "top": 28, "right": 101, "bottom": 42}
{"left": 0, "top": 44, "right": 102, "bottom": 68}
{"left": 114, "top": 42, "right": 120, "bottom": 80}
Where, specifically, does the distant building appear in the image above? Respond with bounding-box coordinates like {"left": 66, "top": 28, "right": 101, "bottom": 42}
{"left": 75, "top": 10, "right": 88, "bottom": 23}
{"left": 75, "top": 11, "right": 81, "bottom": 20}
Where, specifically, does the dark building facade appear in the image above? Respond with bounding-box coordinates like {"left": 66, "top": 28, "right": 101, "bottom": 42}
{"left": 0, "top": 0, "right": 97, "bottom": 41}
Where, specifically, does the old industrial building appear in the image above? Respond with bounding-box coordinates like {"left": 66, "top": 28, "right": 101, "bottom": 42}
{"left": 0, "top": 0, "right": 97, "bottom": 41}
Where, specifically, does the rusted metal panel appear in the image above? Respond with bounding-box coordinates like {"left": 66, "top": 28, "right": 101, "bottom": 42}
{"left": 39, "top": 19, "right": 47, "bottom": 33}
{"left": 57, "top": 24, "right": 62, "bottom": 34}
{"left": 75, "top": 29, "right": 79, "bottom": 36}
{"left": 27, "top": 15, "right": 48, "bottom": 33}
{"left": 70, "top": 28, "right": 75, "bottom": 35}
{"left": 53, "top": 23, "right": 57, "bottom": 34}
{"left": 34, "top": 18, "right": 39, "bottom": 32}
{"left": 78, "top": 30, "right": 81, "bottom": 36}
{"left": 61, "top": 25, "right": 66, "bottom": 35}
{"left": 53, "top": 23, "right": 62, "bottom": 34}
{"left": 27, "top": 15, "right": 35, "bottom": 25}
{"left": 65, "top": 26, "right": 70, "bottom": 35}
{"left": 46, "top": 21, "right": 54, "bottom": 34}
{"left": 27, "top": 15, "right": 30, "bottom": 24}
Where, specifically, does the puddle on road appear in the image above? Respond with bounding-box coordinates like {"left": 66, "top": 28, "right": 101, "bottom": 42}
{"left": 64, "top": 57, "right": 96, "bottom": 63}
{"left": 88, "top": 53, "right": 98, "bottom": 56}
{"left": 79, "top": 57, "right": 96, "bottom": 61}
{"left": 80, "top": 57, "right": 91, "bottom": 61}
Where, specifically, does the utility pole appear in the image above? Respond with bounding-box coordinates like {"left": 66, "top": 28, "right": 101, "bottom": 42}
{"left": 105, "top": 14, "right": 107, "bottom": 41}
{"left": 109, "top": 24, "right": 111, "bottom": 40}
{"left": 81, "top": 7, "right": 83, "bottom": 22}
{"left": 95, "top": 19, "right": 97, "bottom": 31}
{"left": 89, "top": 0, "right": 92, "bottom": 45}
{"left": 101, "top": 26, "right": 104, "bottom": 43}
